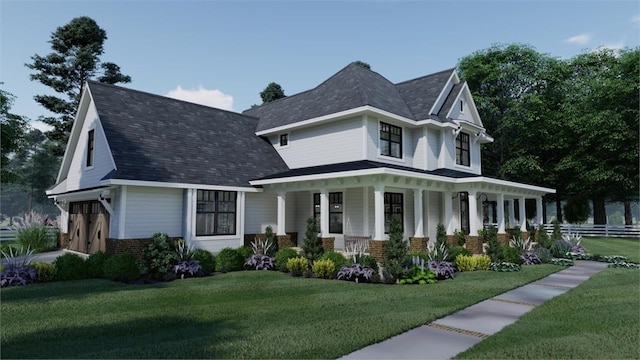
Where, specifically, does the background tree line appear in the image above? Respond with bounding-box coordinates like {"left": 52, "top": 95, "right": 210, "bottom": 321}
{"left": 1, "top": 18, "right": 637, "bottom": 225}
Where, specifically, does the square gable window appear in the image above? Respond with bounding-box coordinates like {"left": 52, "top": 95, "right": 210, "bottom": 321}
{"left": 279, "top": 134, "right": 289, "bottom": 147}
{"left": 380, "top": 122, "right": 402, "bottom": 158}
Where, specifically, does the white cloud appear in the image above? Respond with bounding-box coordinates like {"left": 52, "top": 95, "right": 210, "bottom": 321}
{"left": 632, "top": 14, "right": 640, "bottom": 24}
{"left": 29, "top": 120, "right": 53, "bottom": 133}
{"left": 166, "top": 86, "right": 234, "bottom": 111}
{"left": 565, "top": 33, "right": 591, "bottom": 45}
{"left": 596, "top": 42, "right": 624, "bottom": 52}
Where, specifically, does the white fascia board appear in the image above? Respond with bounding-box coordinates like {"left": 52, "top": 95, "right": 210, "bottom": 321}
{"left": 100, "top": 179, "right": 261, "bottom": 192}
{"left": 46, "top": 179, "right": 68, "bottom": 196}
{"left": 250, "top": 168, "right": 386, "bottom": 186}
{"left": 428, "top": 70, "right": 458, "bottom": 116}
{"left": 49, "top": 186, "right": 117, "bottom": 202}
{"left": 56, "top": 85, "right": 92, "bottom": 183}
{"left": 456, "top": 176, "right": 556, "bottom": 194}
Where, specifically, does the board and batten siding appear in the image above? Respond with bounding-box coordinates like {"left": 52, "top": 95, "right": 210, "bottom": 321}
{"left": 294, "top": 191, "right": 311, "bottom": 246}
{"left": 65, "top": 99, "right": 115, "bottom": 192}
{"left": 123, "top": 186, "right": 183, "bottom": 239}
{"left": 272, "top": 116, "right": 364, "bottom": 169}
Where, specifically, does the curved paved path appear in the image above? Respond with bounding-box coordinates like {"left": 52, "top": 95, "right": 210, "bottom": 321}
{"left": 340, "top": 260, "right": 608, "bottom": 360}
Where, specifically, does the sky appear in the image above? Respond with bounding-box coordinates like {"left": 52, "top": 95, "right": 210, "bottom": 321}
{"left": 1, "top": 0, "right": 639, "bottom": 132}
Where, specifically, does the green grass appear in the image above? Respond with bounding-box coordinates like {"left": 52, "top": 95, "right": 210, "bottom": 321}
{"left": 455, "top": 268, "right": 640, "bottom": 359}
{"left": 581, "top": 237, "right": 640, "bottom": 263}
{"left": 0, "top": 266, "right": 559, "bottom": 359}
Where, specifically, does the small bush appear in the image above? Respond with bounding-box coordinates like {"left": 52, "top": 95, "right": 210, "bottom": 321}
{"left": 312, "top": 259, "right": 335, "bottom": 279}
{"left": 86, "top": 251, "right": 111, "bottom": 278}
{"left": 32, "top": 262, "right": 57, "bottom": 282}
{"left": 103, "top": 253, "right": 141, "bottom": 282}
{"left": 53, "top": 253, "right": 89, "bottom": 281}
{"left": 274, "top": 247, "right": 299, "bottom": 272}
{"left": 237, "top": 246, "right": 253, "bottom": 261}
{"left": 603, "top": 255, "right": 629, "bottom": 263}
{"left": 320, "top": 251, "right": 349, "bottom": 270}
{"left": 193, "top": 249, "right": 215, "bottom": 273}
{"left": 337, "top": 264, "right": 377, "bottom": 283}
{"left": 521, "top": 251, "right": 542, "bottom": 265}
{"left": 174, "top": 259, "right": 204, "bottom": 278}
{"left": 535, "top": 224, "right": 552, "bottom": 248}
{"left": 301, "top": 217, "right": 323, "bottom": 263}
{"left": 139, "top": 233, "right": 179, "bottom": 280}
{"left": 501, "top": 246, "right": 522, "bottom": 264}
{"left": 428, "top": 260, "right": 455, "bottom": 280}
{"left": 484, "top": 225, "right": 501, "bottom": 262}
{"left": 490, "top": 262, "right": 521, "bottom": 272}
{"left": 455, "top": 230, "right": 466, "bottom": 246}
{"left": 474, "top": 255, "right": 491, "bottom": 270}
{"left": 534, "top": 247, "right": 552, "bottom": 263}
{"left": 455, "top": 255, "right": 476, "bottom": 272}
{"left": 550, "top": 239, "right": 572, "bottom": 258}
{"left": 1, "top": 265, "right": 37, "bottom": 287}
{"left": 382, "top": 216, "right": 409, "bottom": 282}
{"left": 286, "top": 257, "right": 308, "bottom": 277}
{"left": 16, "top": 227, "right": 49, "bottom": 252}
{"left": 13, "top": 212, "right": 58, "bottom": 252}
{"left": 215, "top": 248, "right": 245, "bottom": 272}
{"left": 449, "top": 246, "right": 472, "bottom": 264}
{"left": 245, "top": 254, "right": 275, "bottom": 270}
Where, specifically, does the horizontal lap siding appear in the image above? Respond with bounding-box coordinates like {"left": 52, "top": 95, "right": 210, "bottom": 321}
{"left": 191, "top": 239, "right": 241, "bottom": 254}
{"left": 124, "top": 187, "right": 183, "bottom": 238}
{"left": 274, "top": 117, "right": 364, "bottom": 169}
{"left": 295, "top": 191, "right": 311, "bottom": 246}
{"left": 426, "top": 129, "right": 440, "bottom": 171}
{"left": 427, "top": 191, "right": 442, "bottom": 244}
{"left": 244, "top": 192, "right": 276, "bottom": 234}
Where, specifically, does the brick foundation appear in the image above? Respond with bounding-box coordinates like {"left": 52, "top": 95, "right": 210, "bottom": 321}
{"left": 368, "top": 239, "right": 386, "bottom": 263}
{"left": 277, "top": 235, "right": 295, "bottom": 249}
{"left": 321, "top": 237, "right": 335, "bottom": 252}
{"left": 446, "top": 235, "right": 458, "bottom": 248}
{"left": 58, "top": 233, "right": 69, "bottom": 249}
{"left": 466, "top": 236, "right": 483, "bottom": 254}
{"left": 520, "top": 231, "right": 530, "bottom": 240}
{"left": 409, "top": 237, "right": 428, "bottom": 252}
{"left": 497, "top": 233, "right": 509, "bottom": 246}
{"left": 105, "top": 238, "right": 153, "bottom": 258}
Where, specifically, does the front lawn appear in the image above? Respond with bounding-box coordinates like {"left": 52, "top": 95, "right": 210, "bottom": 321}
{"left": 580, "top": 237, "right": 640, "bottom": 263}
{"left": 1, "top": 265, "right": 559, "bottom": 359}
{"left": 455, "top": 267, "right": 640, "bottom": 359}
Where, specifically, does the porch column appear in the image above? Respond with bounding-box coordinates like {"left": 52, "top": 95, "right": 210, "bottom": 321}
{"left": 413, "top": 189, "right": 424, "bottom": 238}
{"left": 320, "top": 189, "right": 329, "bottom": 237}
{"left": 536, "top": 197, "right": 543, "bottom": 226}
{"left": 373, "top": 184, "right": 385, "bottom": 240}
{"left": 468, "top": 190, "right": 478, "bottom": 236}
{"left": 508, "top": 199, "right": 515, "bottom": 228}
{"left": 497, "top": 193, "right": 506, "bottom": 234}
{"left": 519, "top": 196, "right": 527, "bottom": 232}
{"left": 276, "top": 191, "right": 286, "bottom": 236}
{"left": 444, "top": 191, "right": 453, "bottom": 235}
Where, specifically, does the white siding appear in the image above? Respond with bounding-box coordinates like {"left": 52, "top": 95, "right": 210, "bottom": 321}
{"left": 65, "top": 99, "right": 115, "bottom": 191}
{"left": 413, "top": 128, "right": 426, "bottom": 170}
{"left": 244, "top": 192, "right": 277, "bottom": 233}
{"left": 123, "top": 186, "right": 183, "bottom": 238}
{"left": 191, "top": 239, "right": 242, "bottom": 254}
{"left": 365, "top": 117, "right": 415, "bottom": 167}
{"left": 426, "top": 128, "right": 440, "bottom": 170}
{"left": 344, "top": 187, "right": 364, "bottom": 236}
{"left": 272, "top": 116, "right": 364, "bottom": 169}
{"left": 426, "top": 191, "right": 442, "bottom": 245}
{"left": 294, "top": 191, "right": 312, "bottom": 247}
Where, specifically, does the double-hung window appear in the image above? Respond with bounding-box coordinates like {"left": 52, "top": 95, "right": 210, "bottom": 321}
{"left": 196, "top": 190, "right": 237, "bottom": 236}
{"left": 384, "top": 192, "right": 403, "bottom": 232}
{"left": 380, "top": 122, "right": 402, "bottom": 158}
{"left": 313, "top": 192, "right": 343, "bottom": 233}
{"left": 456, "top": 132, "right": 470, "bottom": 167}
{"left": 86, "top": 129, "right": 95, "bottom": 167}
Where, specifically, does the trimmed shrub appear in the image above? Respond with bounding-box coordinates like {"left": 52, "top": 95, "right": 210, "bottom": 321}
{"left": 475, "top": 255, "right": 491, "bottom": 270}
{"left": 455, "top": 255, "right": 476, "bottom": 272}
{"left": 32, "top": 262, "right": 57, "bottom": 282}
{"left": 320, "top": 251, "right": 349, "bottom": 270}
{"left": 501, "top": 246, "right": 522, "bottom": 264}
{"left": 139, "top": 233, "right": 179, "bottom": 280}
{"left": 103, "top": 253, "right": 141, "bottom": 282}
{"left": 550, "top": 239, "right": 572, "bottom": 258}
{"left": 449, "top": 246, "right": 472, "bottom": 264}
{"left": 484, "top": 225, "right": 501, "bottom": 262}
{"left": 286, "top": 257, "right": 308, "bottom": 277}
{"left": 237, "top": 246, "right": 253, "bottom": 261}
{"left": 53, "top": 253, "right": 89, "bottom": 281}
{"left": 215, "top": 248, "right": 245, "bottom": 272}
{"left": 264, "top": 225, "right": 278, "bottom": 255}
{"left": 275, "top": 247, "right": 299, "bottom": 272}
{"left": 86, "top": 251, "right": 111, "bottom": 278}
{"left": 312, "top": 259, "right": 335, "bottom": 279}
{"left": 382, "top": 216, "right": 408, "bottom": 282}
{"left": 301, "top": 217, "right": 323, "bottom": 263}
{"left": 193, "top": 249, "right": 215, "bottom": 273}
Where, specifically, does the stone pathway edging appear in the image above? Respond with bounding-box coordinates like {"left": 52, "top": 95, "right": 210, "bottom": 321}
{"left": 340, "top": 260, "right": 608, "bottom": 360}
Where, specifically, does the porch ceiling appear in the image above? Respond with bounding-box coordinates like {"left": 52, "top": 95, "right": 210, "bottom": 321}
{"left": 250, "top": 160, "right": 555, "bottom": 197}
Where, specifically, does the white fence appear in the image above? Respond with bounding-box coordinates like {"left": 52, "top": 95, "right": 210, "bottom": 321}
{"left": 542, "top": 224, "right": 640, "bottom": 238}
{"left": 0, "top": 228, "right": 17, "bottom": 242}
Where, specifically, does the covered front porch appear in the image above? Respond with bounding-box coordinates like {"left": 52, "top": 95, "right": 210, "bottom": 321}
{"left": 250, "top": 163, "right": 555, "bottom": 257}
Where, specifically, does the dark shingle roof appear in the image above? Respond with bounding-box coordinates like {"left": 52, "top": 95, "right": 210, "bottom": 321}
{"left": 437, "top": 83, "right": 464, "bottom": 120}
{"left": 87, "top": 81, "right": 289, "bottom": 187}
{"left": 245, "top": 64, "right": 457, "bottom": 132}
{"left": 396, "top": 68, "right": 455, "bottom": 121}
{"left": 254, "top": 160, "right": 480, "bottom": 181}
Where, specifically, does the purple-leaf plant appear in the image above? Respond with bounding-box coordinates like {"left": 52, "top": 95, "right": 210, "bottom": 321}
{"left": 336, "top": 263, "right": 375, "bottom": 283}
{"left": 245, "top": 254, "right": 275, "bottom": 270}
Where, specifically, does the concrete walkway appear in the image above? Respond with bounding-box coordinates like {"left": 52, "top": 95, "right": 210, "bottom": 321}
{"left": 340, "top": 260, "right": 608, "bottom": 360}
{"left": 1, "top": 249, "right": 84, "bottom": 266}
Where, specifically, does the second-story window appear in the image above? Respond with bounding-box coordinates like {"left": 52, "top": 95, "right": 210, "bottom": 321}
{"left": 456, "top": 132, "right": 470, "bottom": 167}
{"left": 86, "top": 129, "right": 95, "bottom": 167}
{"left": 380, "top": 122, "right": 402, "bottom": 158}
{"left": 279, "top": 134, "right": 288, "bottom": 147}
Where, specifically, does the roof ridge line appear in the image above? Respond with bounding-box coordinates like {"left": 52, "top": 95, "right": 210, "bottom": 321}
{"left": 395, "top": 68, "right": 456, "bottom": 86}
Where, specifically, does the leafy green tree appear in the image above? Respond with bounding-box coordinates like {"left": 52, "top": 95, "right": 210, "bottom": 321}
{"left": 26, "top": 16, "right": 131, "bottom": 156}
{"left": 0, "top": 87, "right": 28, "bottom": 183}
{"left": 354, "top": 60, "right": 371, "bottom": 70}
{"left": 563, "top": 196, "right": 590, "bottom": 224}
{"left": 301, "top": 217, "right": 323, "bottom": 263}
{"left": 382, "top": 216, "right": 408, "bottom": 281}
{"left": 260, "top": 82, "right": 286, "bottom": 104}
